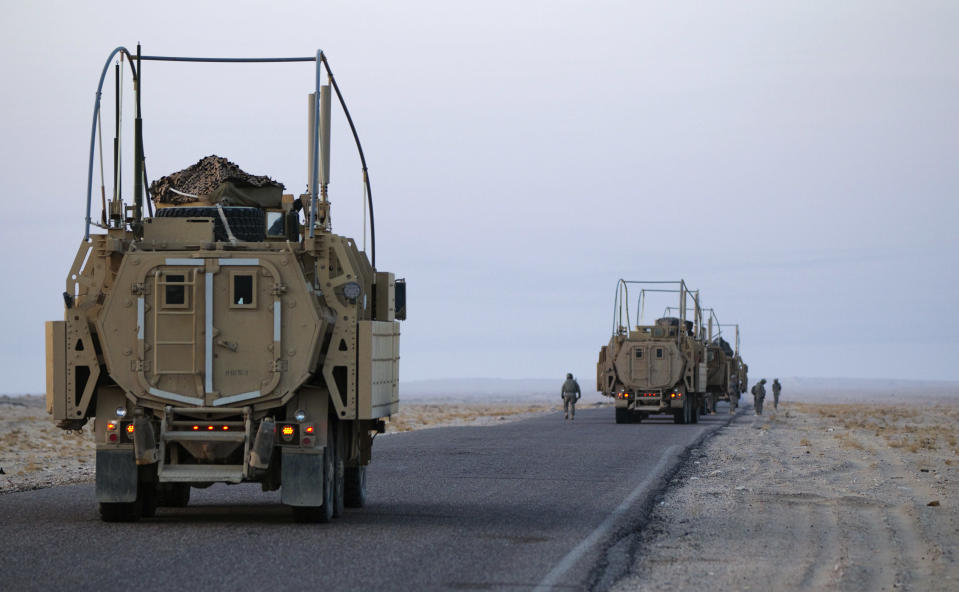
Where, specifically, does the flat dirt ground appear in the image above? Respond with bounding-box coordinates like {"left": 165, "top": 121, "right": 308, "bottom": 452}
{"left": 0, "top": 395, "right": 561, "bottom": 494}
{"left": 612, "top": 399, "right": 959, "bottom": 592}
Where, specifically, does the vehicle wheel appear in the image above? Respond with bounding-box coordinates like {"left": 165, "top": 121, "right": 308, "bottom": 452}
{"left": 691, "top": 401, "right": 700, "bottom": 424}
{"left": 681, "top": 396, "right": 692, "bottom": 424}
{"left": 140, "top": 485, "right": 158, "bottom": 518}
{"left": 137, "top": 465, "right": 159, "bottom": 518}
{"left": 332, "top": 423, "right": 345, "bottom": 518}
{"left": 157, "top": 483, "right": 191, "bottom": 507}
{"left": 99, "top": 501, "right": 141, "bottom": 522}
{"left": 344, "top": 466, "right": 367, "bottom": 508}
{"left": 292, "top": 424, "right": 335, "bottom": 524}
{"left": 155, "top": 206, "right": 266, "bottom": 242}
{"left": 673, "top": 410, "right": 684, "bottom": 424}
{"left": 615, "top": 407, "right": 630, "bottom": 424}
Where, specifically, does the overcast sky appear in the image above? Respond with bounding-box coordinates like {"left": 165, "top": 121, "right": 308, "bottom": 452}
{"left": 1, "top": 1, "right": 957, "bottom": 394}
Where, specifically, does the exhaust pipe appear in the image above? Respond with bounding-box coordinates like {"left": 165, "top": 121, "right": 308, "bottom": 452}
{"left": 307, "top": 86, "right": 332, "bottom": 193}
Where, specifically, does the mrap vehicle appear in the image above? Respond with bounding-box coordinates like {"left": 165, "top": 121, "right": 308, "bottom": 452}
{"left": 45, "top": 46, "right": 405, "bottom": 522}
{"left": 596, "top": 280, "right": 707, "bottom": 424}
{"left": 702, "top": 309, "right": 731, "bottom": 413}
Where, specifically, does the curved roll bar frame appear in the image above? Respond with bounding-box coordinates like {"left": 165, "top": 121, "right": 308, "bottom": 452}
{"left": 83, "top": 47, "right": 376, "bottom": 266}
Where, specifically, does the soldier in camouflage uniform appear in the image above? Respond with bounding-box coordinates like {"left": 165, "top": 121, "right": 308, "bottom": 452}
{"left": 752, "top": 378, "right": 766, "bottom": 415}
{"left": 561, "top": 373, "right": 581, "bottom": 420}
{"left": 728, "top": 376, "right": 740, "bottom": 414}
{"left": 772, "top": 378, "right": 782, "bottom": 409}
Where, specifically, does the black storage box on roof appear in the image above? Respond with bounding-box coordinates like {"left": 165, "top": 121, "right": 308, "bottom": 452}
{"left": 712, "top": 337, "right": 734, "bottom": 357}
{"left": 656, "top": 317, "right": 694, "bottom": 334}
{"left": 150, "top": 155, "right": 285, "bottom": 209}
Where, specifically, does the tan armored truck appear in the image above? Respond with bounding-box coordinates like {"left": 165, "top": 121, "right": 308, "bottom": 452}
{"left": 702, "top": 310, "right": 731, "bottom": 413}
{"left": 45, "top": 47, "right": 405, "bottom": 522}
{"left": 596, "top": 280, "right": 708, "bottom": 424}
{"left": 715, "top": 323, "right": 748, "bottom": 409}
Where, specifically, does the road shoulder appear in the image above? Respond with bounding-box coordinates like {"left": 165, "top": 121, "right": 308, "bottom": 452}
{"left": 611, "top": 401, "right": 959, "bottom": 592}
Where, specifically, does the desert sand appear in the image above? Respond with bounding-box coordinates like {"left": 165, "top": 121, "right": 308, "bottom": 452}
{"left": 612, "top": 399, "right": 959, "bottom": 592}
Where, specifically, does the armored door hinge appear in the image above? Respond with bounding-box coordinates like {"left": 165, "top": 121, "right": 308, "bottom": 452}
{"left": 131, "top": 282, "right": 145, "bottom": 295}
{"left": 271, "top": 360, "right": 288, "bottom": 372}
{"left": 272, "top": 283, "right": 288, "bottom": 296}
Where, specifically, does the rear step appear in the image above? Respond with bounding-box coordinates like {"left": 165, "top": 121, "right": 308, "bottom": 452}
{"left": 158, "top": 464, "right": 245, "bottom": 483}
{"left": 158, "top": 405, "right": 254, "bottom": 482}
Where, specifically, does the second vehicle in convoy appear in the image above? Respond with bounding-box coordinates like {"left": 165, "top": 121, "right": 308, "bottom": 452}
{"left": 596, "top": 279, "right": 747, "bottom": 424}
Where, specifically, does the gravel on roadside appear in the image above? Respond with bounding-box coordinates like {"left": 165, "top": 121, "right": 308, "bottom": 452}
{"left": 611, "top": 401, "right": 959, "bottom": 592}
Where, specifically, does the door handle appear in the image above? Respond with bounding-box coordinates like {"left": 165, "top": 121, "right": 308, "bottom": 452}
{"left": 215, "top": 339, "right": 238, "bottom": 352}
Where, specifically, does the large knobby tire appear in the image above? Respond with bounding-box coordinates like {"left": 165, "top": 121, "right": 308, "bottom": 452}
{"left": 673, "top": 409, "right": 684, "bottom": 424}
{"left": 157, "top": 483, "right": 191, "bottom": 508}
{"left": 155, "top": 206, "right": 266, "bottom": 243}
{"left": 344, "top": 466, "right": 367, "bottom": 508}
{"left": 99, "top": 501, "right": 140, "bottom": 522}
{"left": 691, "top": 400, "right": 700, "bottom": 424}
{"left": 332, "top": 423, "right": 345, "bottom": 518}
{"left": 292, "top": 426, "right": 335, "bottom": 524}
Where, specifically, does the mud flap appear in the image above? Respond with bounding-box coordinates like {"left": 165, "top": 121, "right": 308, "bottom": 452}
{"left": 281, "top": 448, "right": 325, "bottom": 506}
{"left": 96, "top": 449, "right": 138, "bottom": 503}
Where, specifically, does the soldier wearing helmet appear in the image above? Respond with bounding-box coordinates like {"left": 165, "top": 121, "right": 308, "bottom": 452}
{"left": 561, "top": 373, "right": 582, "bottom": 420}
{"left": 752, "top": 378, "right": 767, "bottom": 415}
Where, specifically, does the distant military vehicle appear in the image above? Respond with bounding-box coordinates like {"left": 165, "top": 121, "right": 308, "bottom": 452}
{"left": 45, "top": 46, "right": 405, "bottom": 522}
{"left": 596, "top": 280, "right": 708, "bottom": 424}
{"left": 701, "top": 309, "right": 731, "bottom": 413}
{"left": 719, "top": 323, "right": 748, "bottom": 407}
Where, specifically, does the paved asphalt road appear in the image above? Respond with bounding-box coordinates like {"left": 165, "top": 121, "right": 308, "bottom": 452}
{"left": 0, "top": 405, "right": 737, "bottom": 591}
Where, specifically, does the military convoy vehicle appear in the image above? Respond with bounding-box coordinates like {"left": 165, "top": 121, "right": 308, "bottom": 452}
{"left": 702, "top": 309, "right": 732, "bottom": 413}
{"left": 45, "top": 46, "right": 405, "bottom": 522}
{"left": 596, "top": 280, "right": 708, "bottom": 424}
{"left": 720, "top": 324, "right": 749, "bottom": 409}
{"left": 662, "top": 307, "right": 749, "bottom": 414}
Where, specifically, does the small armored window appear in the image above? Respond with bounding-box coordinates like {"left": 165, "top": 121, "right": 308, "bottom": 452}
{"left": 656, "top": 348, "right": 664, "bottom": 359}
{"left": 266, "top": 211, "right": 285, "bottom": 237}
{"left": 634, "top": 349, "right": 643, "bottom": 359}
{"left": 231, "top": 273, "right": 256, "bottom": 308}
{"left": 163, "top": 274, "right": 187, "bottom": 308}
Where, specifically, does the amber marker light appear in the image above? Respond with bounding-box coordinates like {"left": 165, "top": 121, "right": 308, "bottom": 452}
{"left": 222, "top": 426, "right": 230, "bottom": 431}
{"left": 106, "top": 422, "right": 117, "bottom": 431}
{"left": 192, "top": 425, "right": 199, "bottom": 431}
{"left": 208, "top": 425, "right": 214, "bottom": 431}
{"left": 305, "top": 426, "right": 315, "bottom": 434}
{"left": 281, "top": 425, "right": 295, "bottom": 436}
{"left": 126, "top": 424, "right": 135, "bottom": 434}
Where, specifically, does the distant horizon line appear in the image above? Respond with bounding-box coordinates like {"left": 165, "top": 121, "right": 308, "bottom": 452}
{"left": 6, "top": 375, "right": 958, "bottom": 397}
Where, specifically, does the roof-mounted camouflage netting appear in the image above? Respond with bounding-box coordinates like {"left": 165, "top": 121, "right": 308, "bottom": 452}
{"left": 150, "top": 155, "right": 285, "bottom": 209}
